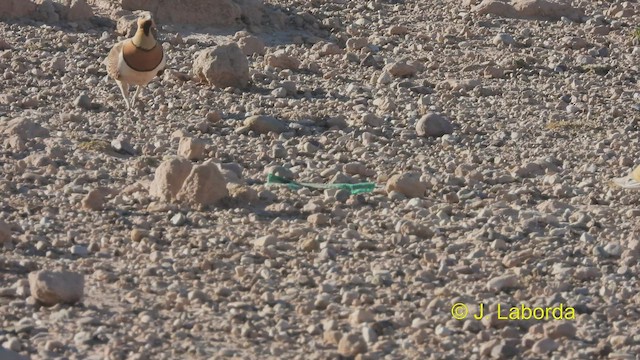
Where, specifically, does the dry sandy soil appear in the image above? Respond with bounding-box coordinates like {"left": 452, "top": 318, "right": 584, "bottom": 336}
{"left": 1, "top": 0, "right": 640, "bottom": 359}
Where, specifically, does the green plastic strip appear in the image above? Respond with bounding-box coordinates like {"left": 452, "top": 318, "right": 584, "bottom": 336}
{"left": 267, "top": 173, "right": 377, "bottom": 195}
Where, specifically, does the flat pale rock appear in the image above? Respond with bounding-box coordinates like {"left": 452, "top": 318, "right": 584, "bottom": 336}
{"left": 29, "top": 270, "right": 84, "bottom": 306}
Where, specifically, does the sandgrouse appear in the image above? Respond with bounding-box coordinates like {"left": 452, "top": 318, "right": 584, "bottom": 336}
{"left": 104, "top": 14, "right": 166, "bottom": 109}
{"left": 612, "top": 164, "right": 640, "bottom": 190}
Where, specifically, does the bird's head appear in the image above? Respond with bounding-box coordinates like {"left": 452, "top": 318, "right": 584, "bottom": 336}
{"left": 136, "top": 14, "right": 156, "bottom": 36}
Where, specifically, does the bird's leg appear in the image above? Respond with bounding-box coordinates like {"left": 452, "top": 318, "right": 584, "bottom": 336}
{"left": 131, "top": 85, "right": 142, "bottom": 108}
{"left": 116, "top": 80, "right": 131, "bottom": 109}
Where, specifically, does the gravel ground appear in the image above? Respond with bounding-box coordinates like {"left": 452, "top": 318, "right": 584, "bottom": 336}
{"left": 1, "top": 0, "right": 640, "bottom": 359}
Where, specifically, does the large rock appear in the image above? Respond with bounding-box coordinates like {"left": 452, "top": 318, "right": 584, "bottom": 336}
{"left": 193, "top": 43, "right": 250, "bottom": 89}
{"left": 416, "top": 112, "right": 454, "bottom": 137}
{"left": 0, "top": 0, "right": 37, "bottom": 19}
{"left": 3, "top": 117, "right": 50, "bottom": 140}
{"left": 472, "top": 0, "right": 518, "bottom": 17}
{"left": 473, "top": 0, "right": 584, "bottom": 21}
{"left": 176, "top": 162, "right": 228, "bottom": 207}
{"left": 121, "top": 0, "right": 263, "bottom": 26}
{"left": 116, "top": 10, "right": 153, "bottom": 37}
{"left": 32, "top": 0, "right": 94, "bottom": 22}
{"left": 53, "top": 0, "right": 94, "bottom": 21}
{"left": 386, "top": 172, "right": 428, "bottom": 198}
{"left": 28, "top": 270, "right": 84, "bottom": 306}
{"left": 514, "top": 0, "right": 583, "bottom": 20}
{"left": 149, "top": 157, "right": 193, "bottom": 202}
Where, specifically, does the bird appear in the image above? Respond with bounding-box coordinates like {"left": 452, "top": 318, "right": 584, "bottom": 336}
{"left": 104, "top": 13, "right": 166, "bottom": 110}
{"left": 612, "top": 164, "right": 640, "bottom": 190}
